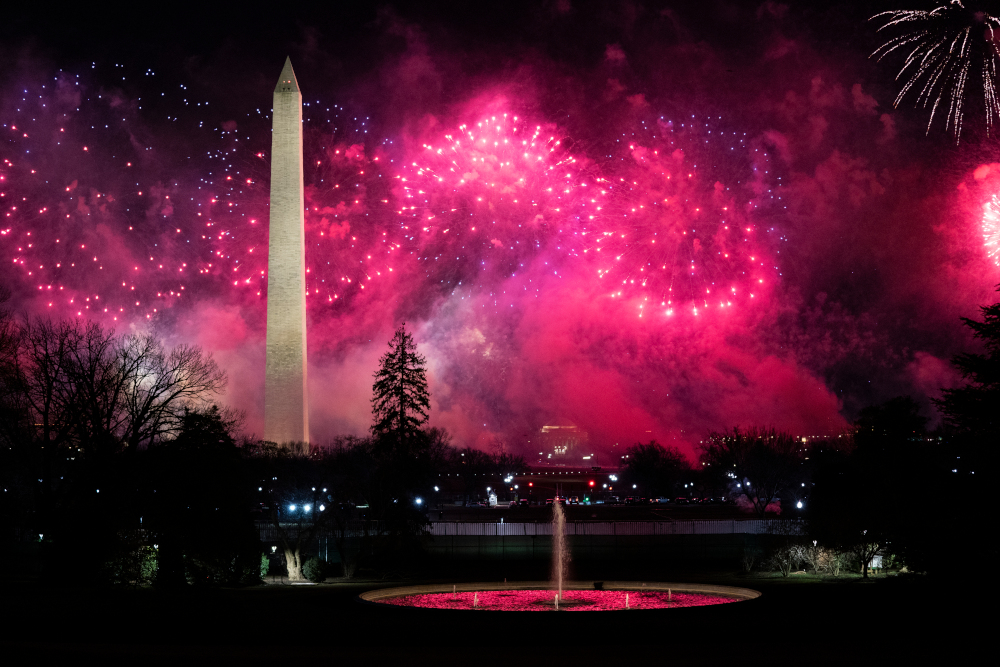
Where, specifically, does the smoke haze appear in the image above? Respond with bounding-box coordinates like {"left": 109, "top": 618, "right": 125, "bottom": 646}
{"left": 1, "top": 2, "right": 997, "bottom": 460}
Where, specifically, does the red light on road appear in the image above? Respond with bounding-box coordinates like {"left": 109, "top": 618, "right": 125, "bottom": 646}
{"left": 589, "top": 481, "right": 595, "bottom": 487}
{"left": 528, "top": 483, "right": 533, "bottom": 487}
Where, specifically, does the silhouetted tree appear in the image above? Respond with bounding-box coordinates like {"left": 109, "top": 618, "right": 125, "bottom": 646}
{"left": 810, "top": 396, "right": 951, "bottom": 577}
{"left": 116, "top": 333, "right": 229, "bottom": 452}
{"left": 935, "top": 284, "right": 1000, "bottom": 528}
{"left": 147, "top": 405, "right": 260, "bottom": 587}
{"left": 371, "top": 323, "right": 429, "bottom": 446}
{"left": 856, "top": 395, "right": 928, "bottom": 450}
{"left": 2, "top": 319, "right": 226, "bottom": 457}
{"left": 0, "top": 307, "right": 233, "bottom": 581}
{"left": 809, "top": 446, "right": 893, "bottom": 579}
{"left": 0, "top": 287, "right": 36, "bottom": 539}
{"left": 450, "top": 446, "right": 493, "bottom": 501}
{"left": 447, "top": 439, "right": 527, "bottom": 503}
{"left": 250, "top": 442, "right": 334, "bottom": 581}
{"left": 1, "top": 319, "right": 83, "bottom": 539}
{"left": 936, "top": 286, "right": 1000, "bottom": 440}
{"left": 701, "top": 427, "right": 803, "bottom": 517}
{"left": 251, "top": 426, "right": 453, "bottom": 580}
{"left": 931, "top": 289, "right": 1000, "bottom": 571}
{"left": 621, "top": 441, "right": 689, "bottom": 498}
{"left": 6, "top": 319, "right": 79, "bottom": 452}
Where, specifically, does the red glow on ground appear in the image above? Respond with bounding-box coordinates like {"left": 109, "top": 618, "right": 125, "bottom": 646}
{"left": 378, "top": 589, "right": 739, "bottom": 611}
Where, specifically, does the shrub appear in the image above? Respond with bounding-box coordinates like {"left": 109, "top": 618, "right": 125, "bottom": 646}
{"left": 826, "top": 549, "right": 847, "bottom": 576}
{"left": 767, "top": 543, "right": 806, "bottom": 576}
{"left": 184, "top": 546, "right": 264, "bottom": 586}
{"left": 260, "top": 553, "right": 270, "bottom": 580}
{"left": 802, "top": 543, "right": 849, "bottom": 576}
{"left": 302, "top": 556, "right": 330, "bottom": 583}
{"left": 104, "top": 531, "right": 158, "bottom": 586}
{"left": 739, "top": 536, "right": 763, "bottom": 573}
{"left": 762, "top": 522, "right": 806, "bottom": 576}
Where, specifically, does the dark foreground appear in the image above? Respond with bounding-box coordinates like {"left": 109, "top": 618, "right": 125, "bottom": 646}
{"left": 0, "top": 565, "right": 986, "bottom": 664}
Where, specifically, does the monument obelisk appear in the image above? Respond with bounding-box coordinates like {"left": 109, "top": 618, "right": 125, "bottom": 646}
{"left": 264, "top": 57, "right": 308, "bottom": 444}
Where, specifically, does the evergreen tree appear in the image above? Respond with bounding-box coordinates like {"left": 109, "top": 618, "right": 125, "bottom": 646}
{"left": 931, "top": 288, "right": 999, "bottom": 573}
{"left": 935, "top": 286, "right": 1000, "bottom": 439}
{"left": 371, "top": 324, "right": 430, "bottom": 441}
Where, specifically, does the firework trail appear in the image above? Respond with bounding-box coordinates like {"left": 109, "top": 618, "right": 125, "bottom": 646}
{"left": 871, "top": 1, "right": 1000, "bottom": 141}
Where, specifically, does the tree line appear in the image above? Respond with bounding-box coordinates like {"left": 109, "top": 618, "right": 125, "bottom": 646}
{"left": 0, "top": 315, "right": 525, "bottom": 584}
{"left": 619, "top": 287, "right": 1000, "bottom": 577}
{"left": 1, "top": 285, "right": 996, "bottom": 583}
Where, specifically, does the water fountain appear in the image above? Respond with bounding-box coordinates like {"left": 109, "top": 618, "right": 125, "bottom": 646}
{"left": 552, "top": 499, "right": 567, "bottom": 603}
{"left": 361, "top": 502, "right": 760, "bottom": 611}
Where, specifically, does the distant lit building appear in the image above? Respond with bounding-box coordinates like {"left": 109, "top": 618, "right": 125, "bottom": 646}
{"left": 533, "top": 424, "right": 589, "bottom": 459}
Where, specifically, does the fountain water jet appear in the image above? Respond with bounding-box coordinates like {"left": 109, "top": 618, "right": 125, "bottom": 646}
{"left": 552, "top": 500, "right": 568, "bottom": 600}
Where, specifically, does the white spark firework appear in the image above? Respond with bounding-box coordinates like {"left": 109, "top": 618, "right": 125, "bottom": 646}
{"left": 871, "top": 1, "right": 1000, "bottom": 141}
{"left": 983, "top": 194, "right": 1000, "bottom": 264}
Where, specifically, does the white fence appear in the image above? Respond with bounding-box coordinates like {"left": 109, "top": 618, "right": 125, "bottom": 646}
{"left": 425, "top": 519, "right": 802, "bottom": 536}
{"left": 257, "top": 519, "right": 803, "bottom": 541}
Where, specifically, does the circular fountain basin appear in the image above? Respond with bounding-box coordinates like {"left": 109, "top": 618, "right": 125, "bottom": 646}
{"left": 360, "top": 581, "right": 760, "bottom": 611}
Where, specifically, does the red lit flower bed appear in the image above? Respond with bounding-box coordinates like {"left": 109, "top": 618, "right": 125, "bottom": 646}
{"left": 378, "top": 589, "right": 740, "bottom": 611}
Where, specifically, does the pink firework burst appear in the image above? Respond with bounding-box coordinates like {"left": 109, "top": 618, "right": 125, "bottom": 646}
{"left": 579, "top": 115, "right": 781, "bottom": 320}
{"left": 396, "top": 113, "right": 599, "bottom": 288}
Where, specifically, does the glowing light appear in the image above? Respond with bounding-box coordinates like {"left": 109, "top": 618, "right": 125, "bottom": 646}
{"left": 983, "top": 194, "right": 1000, "bottom": 265}
{"left": 871, "top": 3, "right": 1000, "bottom": 141}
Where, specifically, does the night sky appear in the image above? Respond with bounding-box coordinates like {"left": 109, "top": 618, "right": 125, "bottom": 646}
{"left": 2, "top": 1, "right": 996, "bottom": 457}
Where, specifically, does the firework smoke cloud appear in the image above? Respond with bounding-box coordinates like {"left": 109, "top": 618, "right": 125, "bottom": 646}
{"left": 2, "top": 3, "right": 998, "bottom": 458}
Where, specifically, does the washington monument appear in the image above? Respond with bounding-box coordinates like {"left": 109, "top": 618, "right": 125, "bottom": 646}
{"left": 264, "top": 57, "right": 309, "bottom": 444}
